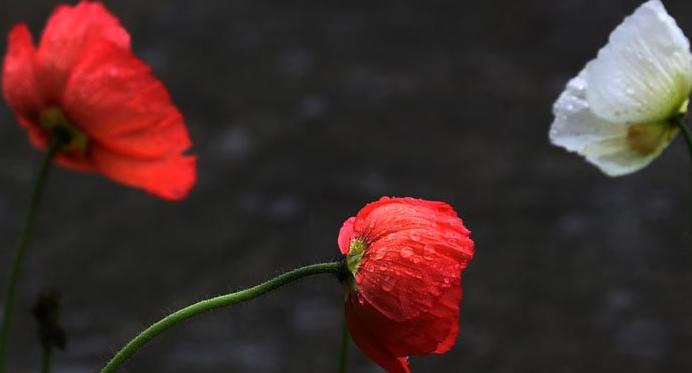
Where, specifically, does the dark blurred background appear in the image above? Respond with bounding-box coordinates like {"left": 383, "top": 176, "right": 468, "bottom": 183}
{"left": 1, "top": 0, "right": 692, "bottom": 372}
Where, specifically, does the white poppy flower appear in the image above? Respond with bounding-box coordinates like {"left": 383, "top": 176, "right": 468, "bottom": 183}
{"left": 550, "top": 0, "right": 692, "bottom": 176}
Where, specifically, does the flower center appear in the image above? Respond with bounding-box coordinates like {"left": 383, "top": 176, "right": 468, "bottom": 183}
{"left": 38, "top": 107, "right": 88, "bottom": 153}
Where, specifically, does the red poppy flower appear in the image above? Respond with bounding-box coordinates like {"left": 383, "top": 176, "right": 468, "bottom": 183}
{"left": 338, "top": 197, "right": 475, "bottom": 373}
{"left": 2, "top": 1, "right": 195, "bottom": 200}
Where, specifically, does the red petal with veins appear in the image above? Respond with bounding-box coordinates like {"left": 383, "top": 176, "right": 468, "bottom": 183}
{"left": 339, "top": 197, "right": 474, "bottom": 372}
{"left": 63, "top": 42, "right": 192, "bottom": 160}
{"left": 2, "top": 1, "right": 196, "bottom": 199}
{"left": 90, "top": 146, "right": 195, "bottom": 200}
{"left": 36, "top": 1, "right": 130, "bottom": 101}
{"left": 62, "top": 41, "right": 195, "bottom": 199}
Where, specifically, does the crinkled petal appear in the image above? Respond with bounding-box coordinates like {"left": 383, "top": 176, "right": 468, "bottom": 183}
{"left": 90, "top": 145, "right": 195, "bottom": 200}
{"left": 353, "top": 236, "right": 464, "bottom": 358}
{"left": 62, "top": 41, "right": 192, "bottom": 161}
{"left": 357, "top": 230, "right": 463, "bottom": 323}
{"left": 36, "top": 1, "right": 130, "bottom": 101}
{"left": 354, "top": 197, "right": 472, "bottom": 264}
{"left": 343, "top": 197, "right": 474, "bottom": 369}
{"left": 551, "top": 68, "right": 678, "bottom": 176}
{"left": 586, "top": 0, "right": 692, "bottom": 124}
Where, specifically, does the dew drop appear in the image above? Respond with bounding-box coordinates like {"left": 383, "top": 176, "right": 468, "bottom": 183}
{"left": 401, "top": 246, "right": 414, "bottom": 258}
{"left": 408, "top": 231, "right": 422, "bottom": 242}
{"left": 423, "top": 245, "right": 436, "bottom": 260}
{"left": 381, "top": 276, "right": 396, "bottom": 291}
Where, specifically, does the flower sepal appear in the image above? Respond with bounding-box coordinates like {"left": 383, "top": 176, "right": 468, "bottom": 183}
{"left": 38, "top": 107, "right": 88, "bottom": 153}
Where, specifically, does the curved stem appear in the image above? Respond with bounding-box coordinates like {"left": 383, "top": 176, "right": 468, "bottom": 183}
{"left": 675, "top": 116, "right": 692, "bottom": 162}
{"left": 102, "top": 261, "right": 343, "bottom": 373}
{"left": 337, "top": 315, "right": 349, "bottom": 373}
{"left": 40, "top": 345, "right": 52, "bottom": 373}
{"left": 0, "top": 141, "right": 60, "bottom": 372}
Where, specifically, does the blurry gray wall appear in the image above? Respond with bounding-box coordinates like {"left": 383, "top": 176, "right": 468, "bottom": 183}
{"left": 0, "top": 0, "right": 691, "bottom": 372}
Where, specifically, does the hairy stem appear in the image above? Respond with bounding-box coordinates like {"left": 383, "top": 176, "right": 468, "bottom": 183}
{"left": 102, "top": 261, "right": 343, "bottom": 373}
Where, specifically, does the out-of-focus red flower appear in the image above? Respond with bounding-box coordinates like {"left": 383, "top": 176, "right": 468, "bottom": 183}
{"left": 338, "top": 197, "right": 474, "bottom": 373}
{"left": 2, "top": 1, "right": 195, "bottom": 200}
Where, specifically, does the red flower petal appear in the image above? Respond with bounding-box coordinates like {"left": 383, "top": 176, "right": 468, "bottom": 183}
{"left": 353, "top": 197, "right": 472, "bottom": 264}
{"left": 3, "top": 2, "right": 196, "bottom": 199}
{"left": 60, "top": 41, "right": 195, "bottom": 199}
{"left": 91, "top": 145, "right": 195, "bottom": 200}
{"left": 36, "top": 1, "right": 130, "bottom": 101}
{"left": 63, "top": 41, "right": 192, "bottom": 160}
{"left": 2, "top": 24, "right": 42, "bottom": 126}
{"left": 346, "top": 302, "right": 411, "bottom": 373}
{"left": 1, "top": 25, "right": 94, "bottom": 171}
{"left": 338, "top": 217, "right": 356, "bottom": 255}
{"left": 341, "top": 197, "right": 474, "bottom": 372}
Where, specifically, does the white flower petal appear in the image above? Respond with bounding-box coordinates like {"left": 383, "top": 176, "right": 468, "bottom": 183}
{"left": 580, "top": 124, "right": 677, "bottom": 176}
{"left": 551, "top": 68, "right": 625, "bottom": 152}
{"left": 550, "top": 67, "right": 678, "bottom": 176}
{"left": 586, "top": 0, "right": 692, "bottom": 124}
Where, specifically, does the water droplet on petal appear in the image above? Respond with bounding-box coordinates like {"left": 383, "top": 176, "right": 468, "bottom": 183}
{"left": 423, "top": 245, "right": 436, "bottom": 260}
{"left": 401, "top": 246, "right": 414, "bottom": 258}
{"left": 381, "top": 276, "right": 396, "bottom": 291}
{"left": 408, "top": 231, "right": 422, "bottom": 242}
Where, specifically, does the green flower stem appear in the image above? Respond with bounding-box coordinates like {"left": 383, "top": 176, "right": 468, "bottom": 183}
{"left": 102, "top": 261, "right": 343, "bottom": 373}
{"left": 677, "top": 117, "right": 692, "bottom": 161}
{"left": 0, "top": 139, "right": 60, "bottom": 373}
{"left": 337, "top": 315, "right": 349, "bottom": 373}
{"left": 40, "top": 345, "right": 52, "bottom": 373}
